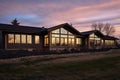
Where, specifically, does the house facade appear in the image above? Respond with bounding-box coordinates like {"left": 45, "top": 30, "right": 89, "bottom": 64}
{"left": 46, "top": 23, "right": 82, "bottom": 51}
{"left": 104, "top": 35, "right": 118, "bottom": 48}
{"left": 81, "top": 30, "right": 117, "bottom": 49}
{"left": 81, "top": 30, "right": 104, "bottom": 49}
{"left": 0, "top": 23, "right": 118, "bottom": 52}
{"left": 0, "top": 24, "right": 47, "bottom": 51}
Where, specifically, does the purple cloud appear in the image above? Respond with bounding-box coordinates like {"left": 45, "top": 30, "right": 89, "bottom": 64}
{"left": 0, "top": 0, "right": 120, "bottom": 36}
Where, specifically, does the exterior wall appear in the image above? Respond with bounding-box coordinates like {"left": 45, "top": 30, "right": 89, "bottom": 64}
{"left": 83, "top": 38, "right": 89, "bottom": 49}
{"left": 0, "top": 25, "right": 118, "bottom": 52}
{"left": 83, "top": 37, "right": 117, "bottom": 49}
{"left": 83, "top": 34, "right": 104, "bottom": 49}
{"left": 104, "top": 40, "right": 116, "bottom": 48}
{"left": 49, "top": 28, "right": 82, "bottom": 51}
{"left": 41, "top": 35, "right": 49, "bottom": 52}
{"left": 5, "top": 32, "right": 43, "bottom": 51}
{"left": 0, "top": 31, "right": 4, "bottom": 49}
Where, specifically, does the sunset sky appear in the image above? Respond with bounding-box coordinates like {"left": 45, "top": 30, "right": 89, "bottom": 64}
{"left": 0, "top": 0, "right": 120, "bottom": 37}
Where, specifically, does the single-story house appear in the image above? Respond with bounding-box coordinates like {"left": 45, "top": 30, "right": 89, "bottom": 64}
{"left": 81, "top": 30, "right": 118, "bottom": 49}
{"left": 47, "top": 23, "right": 83, "bottom": 51}
{"left": 103, "top": 35, "right": 118, "bottom": 48}
{"left": 0, "top": 23, "right": 118, "bottom": 52}
{"left": 0, "top": 23, "right": 47, "bottom": 51}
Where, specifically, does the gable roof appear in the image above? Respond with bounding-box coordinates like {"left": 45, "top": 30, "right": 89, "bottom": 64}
{"left": 81, "top": 30, "right": 118, "bottom": 40}
{"left": 0, "top": 23, "right": 47, "bottom": 34}
{"left": 48, "top": 23, "right": 82, "bottom": 36}
{"left": 104, "top": 35, "right": 119, "bottom": 40}
{"left": 81, "top": 30, "right": 104, "bottom": 38}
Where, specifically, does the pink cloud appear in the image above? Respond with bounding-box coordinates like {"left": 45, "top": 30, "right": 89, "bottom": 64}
{"left": 47, "top": 0, "right": 120, "bottom": 22}
{"left": 0, "top": 0, "right": 120, "bottom": 37}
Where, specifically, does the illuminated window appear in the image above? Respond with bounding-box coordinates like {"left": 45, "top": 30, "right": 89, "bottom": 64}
{"left": 90, "top": 33, "right": 98, "bottom": 38}
{"left": 27, "top": 35, "right": 32, "bottom": 44}
{"left": 60, "top": 34, "right": 68, "bottom": 46}
{"left": 35, "top": 35, "right": 40, "bottom": 44}
{"left": 51, "top": 28, "right": 75, "bottom": 46}
{"left": 69, "top": 35, "right": 74, "bottom": 38}
{"left": 52, "top": 37, "right": 55, "bottom": 45}
{"left": 52, "top": 34, "right": 60, "bottom": 46}
{"left": 56, "top": 38, "right": 60, "bottom": 45}
{"left": 8, "top": 34, "right": 14, "bottom": 43}
{"left": 52, "top": 37, "right": 60, "bottom": 46}
{"left": 105, "top": 40, "right": 109, "bottom": 45}
{"left": 8, "top": 34, "right": 34, "bottom": 44}
{"left": 76, "top": 38, "right": 81, "bottom": 45}
{"left": 90, "top": 33, "right": 95, "bottom": 38}
{"left": 61, "top": 38, "right": 64, "bottom": 45}
{"left": 61, "top": 35, "right": 67, "bottom": 37}
{"left": 15, "top": 34, "right": 20, "bottom": 43}
{"left": 68, "top": 38, "right": 74, "bottom": 45}
{"left": 65, "top": 38, "right": 67, "bottom": 45}
{"left": 68, "top": 38, "right": 71, "bottom": 45}
{"left": 101, "top": 40, "right": 104, "bottom": 45}
{"left": 61, "top": 28, "right": 67, "bottom": 34}
{"left": 105, "top": 40, "right": 114, "bottom": 45}
{"left": 60, "top": 37, "right": 67, "bottom": 46}
{"left": 21, "top": 34, "right": 26, "bottom": 44}
{"left": 71, "top": 39, "right": 74, "bottom": 45}
{"left": 44, "top": 35, "right": 48, "bottom": 46}
{"left": 89, "top": 34, "right": 101, "bottom": 47}
{"left": 52, "top": 34, "right": 59, "bottom": 37}
{"left": 52, "top": 29, "right": 59, "bottom": 33}
{"left": 68, "top": 35, "right": 74, "bottom": 46}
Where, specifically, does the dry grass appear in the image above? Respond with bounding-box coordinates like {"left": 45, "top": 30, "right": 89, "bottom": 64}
{"left": 0, "top": 49, "right": 120, "bottom": 80}
{"left": 0, "top": 49, "right": 120, "bottom": 64}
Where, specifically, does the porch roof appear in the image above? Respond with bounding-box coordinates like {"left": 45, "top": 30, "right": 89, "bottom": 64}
{"left": 104, "top": 35, "right": 119, "bottom": 40}
{"left": 81, "top": 30, "right": 118, "bottom": 40}
{"left": 81, "top": 30, "right": 104, "bottom": 38}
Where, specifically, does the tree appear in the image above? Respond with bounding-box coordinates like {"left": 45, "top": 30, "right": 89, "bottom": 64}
{"left": 103, "top": 23, "right": 115, "bottom": 36}
{"left": 91, "top": 23, "right": 104, "bottom": 32}
{"left": 11, "top": 18, "right": 20, "bottom": 26}
{"left": 91, "top": 23, "right": 115, "bottom": 36}
{"left": 91, "top": 23, "right": 97, "bottom": 30}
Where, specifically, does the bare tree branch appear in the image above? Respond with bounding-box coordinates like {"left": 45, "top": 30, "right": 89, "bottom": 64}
{"left": 91, "top": 23, "right": 97, "bottom": 30}
{"left": 91, "top": 23, "right": 115, "bottom": 36}
{"left": 104, "top": 23, "right": 115, "bottom": 36}
{"left": 91, "top": 23, "right": 104, "bottom": 32}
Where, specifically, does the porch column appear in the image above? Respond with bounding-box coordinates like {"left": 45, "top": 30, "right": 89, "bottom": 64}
{"left": 103, "top": 40, "right": 105, "bottom": 48}
{"left": 0, "top": 31, "right": 4, "bottom": 49}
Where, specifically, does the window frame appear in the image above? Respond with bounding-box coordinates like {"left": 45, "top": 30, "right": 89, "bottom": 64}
{"left": 35, "top": 35, "right": 40, "bottom": 44}
{"left": 51, "top": 28, "right": 75, "bottom": 46}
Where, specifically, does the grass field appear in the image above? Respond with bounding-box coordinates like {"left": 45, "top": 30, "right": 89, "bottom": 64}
{"left": 0, "top": 49, "right": 120, "bottom": 80}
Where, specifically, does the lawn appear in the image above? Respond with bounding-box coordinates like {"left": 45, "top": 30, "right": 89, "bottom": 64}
{"left": 0, "top": 50, "right": 120, "bottom": 80}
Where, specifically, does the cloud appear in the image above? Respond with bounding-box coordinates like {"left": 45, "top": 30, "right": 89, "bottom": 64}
{"left": 48, "top": 0, "right": 119, "bottom": 20}
{"left": 0, "top": 0, "right": 120, "bottom": 36}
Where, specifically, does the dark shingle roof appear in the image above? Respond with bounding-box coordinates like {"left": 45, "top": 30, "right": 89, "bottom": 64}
{"left": 104, "top": 35, "right": 119, "bottom": 40}
{"left": 81, "top": 30, "right": 104, "bottom": 37}
{"left": 48, "top": 23, "right": 82, "bottom": 36}
{"left": 81, "top": 30, "right": 118, "bottom": 40}
{"left": 0, "top": 23, "right": 47, "bottom": 34}
{"left": 81, "top": 30, "right": 96, "bottom": 36}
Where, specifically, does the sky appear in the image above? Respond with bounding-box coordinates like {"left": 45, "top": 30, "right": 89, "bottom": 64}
{"left": 0, "top": 0, "right": 120, "bottom": 37}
